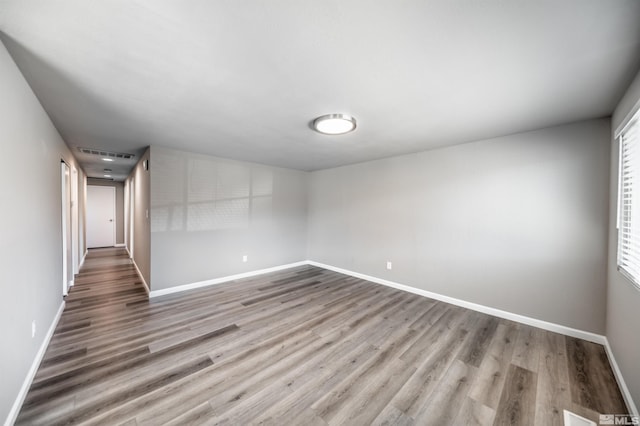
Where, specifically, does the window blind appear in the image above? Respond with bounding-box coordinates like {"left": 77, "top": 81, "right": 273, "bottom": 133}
{"left": 618, "top": 109, "right": 640, "bottom": 289}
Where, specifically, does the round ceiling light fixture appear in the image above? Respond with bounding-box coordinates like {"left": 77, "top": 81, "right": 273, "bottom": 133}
{"left": 313, "top": 114, "right": 357, "bottom": 135}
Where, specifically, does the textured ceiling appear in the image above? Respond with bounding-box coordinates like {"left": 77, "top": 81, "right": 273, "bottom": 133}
{"left": 1, "top": 0, "right": 640, "bottom": 178}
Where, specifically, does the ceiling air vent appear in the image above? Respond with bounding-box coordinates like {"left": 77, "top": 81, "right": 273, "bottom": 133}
{"left": 77, "top": 147, "right": 135, "bottom": 160}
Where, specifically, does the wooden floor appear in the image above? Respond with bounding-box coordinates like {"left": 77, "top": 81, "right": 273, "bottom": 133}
{"left": 17, "top": 248, "right": 627, "bottom": 425}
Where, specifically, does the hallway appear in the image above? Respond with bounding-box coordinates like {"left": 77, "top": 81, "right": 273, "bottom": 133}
{"left": 16, "top": 248, "right": 148, "bottom": 423}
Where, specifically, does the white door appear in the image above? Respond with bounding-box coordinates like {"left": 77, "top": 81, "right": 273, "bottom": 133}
{"left": 87, "top": 185, "right": 116, "bottom": 248}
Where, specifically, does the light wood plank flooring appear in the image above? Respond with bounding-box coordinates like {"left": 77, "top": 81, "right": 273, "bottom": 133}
{"left": 16, "top": 248, "right": 628, "bottom": 425}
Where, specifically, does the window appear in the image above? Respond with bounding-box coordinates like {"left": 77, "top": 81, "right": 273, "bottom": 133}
{"left": 617, "top": 107, "right": 640, "bottom": 289}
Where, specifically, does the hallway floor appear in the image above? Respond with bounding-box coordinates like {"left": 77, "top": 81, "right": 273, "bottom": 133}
{"left": 16, "top": 247, "right": 628, "bottom": 425}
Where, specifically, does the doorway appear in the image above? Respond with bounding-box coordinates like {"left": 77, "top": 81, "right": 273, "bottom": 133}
{"left": 129, "top": 177, "right": 135, "bottom": 258}
{"left": 61, "top": 161, "right": 73, "bottom": 296}
{"left": 71, "top": 167, "right": 79, "bottom": 275}
{"left": 87, "top": 185, "right": 116, "bottom": 248}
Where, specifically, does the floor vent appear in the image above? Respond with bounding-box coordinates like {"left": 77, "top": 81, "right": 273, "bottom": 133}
{"left": 563, "top": 410, "right": 596, "bottom": 426}
{"left": 78, "top": 147, "right": 135, "bottom": 160}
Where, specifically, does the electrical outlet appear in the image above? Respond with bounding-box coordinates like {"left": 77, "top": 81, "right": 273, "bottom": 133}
{"left": 386, "top": 261, "right": 392, "bottom": 270}
{"left": 31, "top": 320, "right": 36, "bottom": 338}
{"left": 242, "top": 255, "right": 248, "bottom": 263}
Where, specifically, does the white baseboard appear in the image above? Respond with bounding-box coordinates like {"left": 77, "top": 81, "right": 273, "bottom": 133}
{"left": 146, "top": 258, "right": 608, "bottom": 345}
{"left": 7, "top": 260, "right": 631, "bottom": 422}
{"left": 130, "top": 257, "right": 150, "bottom": 295}
{"left": 149, "top": 261, "right": 310, "bottom": 298}
{"left": 306, "top": 260, "right": 607, "bottom": 345}
{"left": 603, "top": 338, "right": 639, "bottom": 416}
{"left": 114, "top": 243, "right": 126, "bottom": 247}
{"left": 308, "top": 263, "right": 639, "bottom": 409}
{"left": 5, "top": 301, "right": 65, "bottom": 426}
{"left": 79, "top": 250, "right": 88, "bottom": 270}
{"left": 113, "top": 257, "right": 638, "bottom": 412}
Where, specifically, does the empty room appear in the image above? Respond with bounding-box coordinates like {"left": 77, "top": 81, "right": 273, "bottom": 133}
{"left": 1, "top": 1, "right": 640, "bottom": 425}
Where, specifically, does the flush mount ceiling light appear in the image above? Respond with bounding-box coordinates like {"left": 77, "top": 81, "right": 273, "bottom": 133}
{"left": 102, "top": 158, "right": 114, "bottom": 162}
{"left": 312, "top": 114, "right": 357, "bottom": 135}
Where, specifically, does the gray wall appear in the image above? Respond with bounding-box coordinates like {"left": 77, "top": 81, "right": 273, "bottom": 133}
{"left": 87, "top": 178, "right": 125, "bottom": 245}
{"left": 150, "top": 146, "right": 308, "bottom": 291}
{"left": 608, "top": 68, "right": 640, "bottom": 410}
{"left": 308, "top": 119, "right": 611, "bottom": 334}
{"left": 127, "top": 149, "right": 151, "bottom": 287}
{"left": 0, "top": 40, "right": 84, "bottom": 423}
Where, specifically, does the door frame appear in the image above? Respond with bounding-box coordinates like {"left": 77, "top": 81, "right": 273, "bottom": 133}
{"left": 129, "top": 177, "right": 135, "bottom": 258}
{"left": 61, "top": 161, "right": 73, "bottom": 296}
{"left": 71, "top": 167, "right": 79, "bottom": 276}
